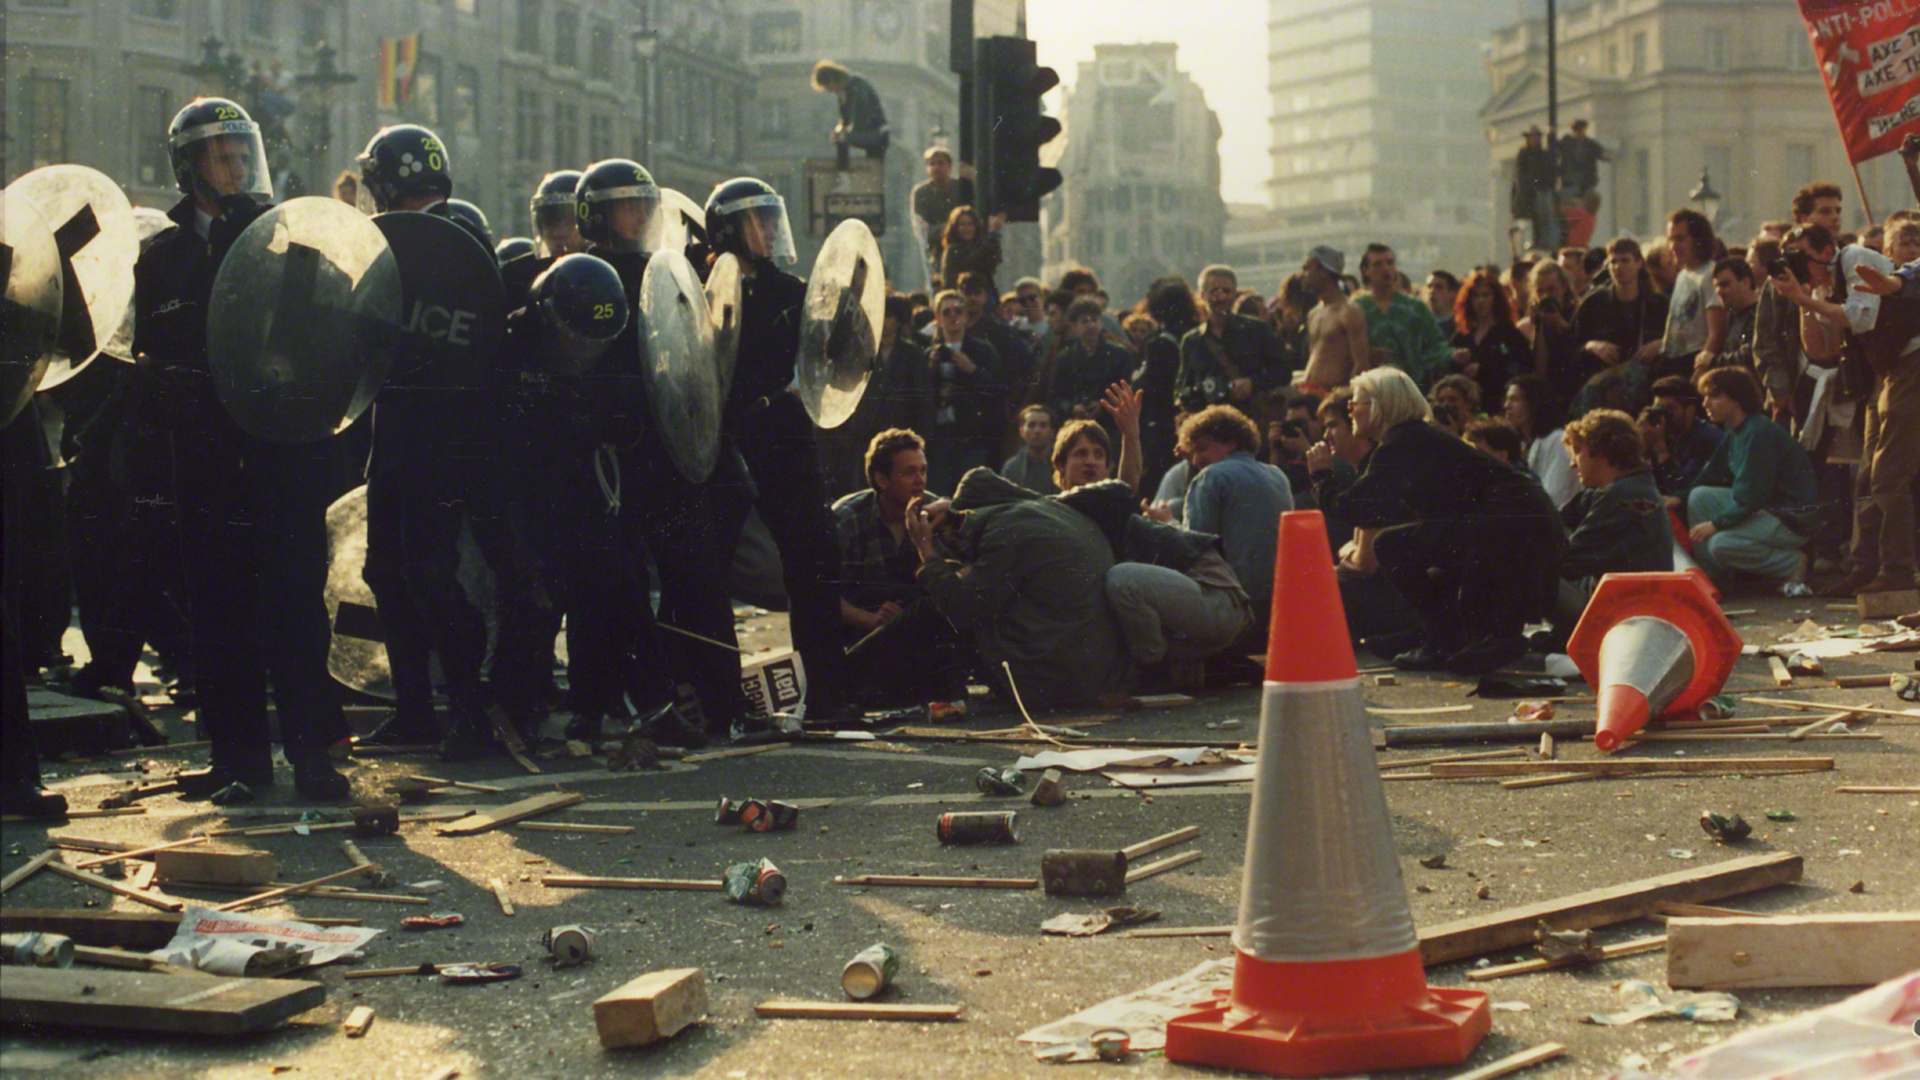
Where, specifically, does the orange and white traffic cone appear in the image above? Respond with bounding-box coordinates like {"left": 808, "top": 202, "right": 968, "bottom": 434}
{"left": 1163, "top": 511, "right": 1490, "bottom": 1078}
{"left": 1566, "top": 571, "right": 1743, "bottom": 752}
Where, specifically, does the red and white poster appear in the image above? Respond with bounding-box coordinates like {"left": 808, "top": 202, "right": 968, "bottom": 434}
{"left": 1795, "top": 0, "right": 1920, "bottom": 163}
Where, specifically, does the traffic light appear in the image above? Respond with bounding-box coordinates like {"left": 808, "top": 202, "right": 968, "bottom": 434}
{"left": 971, "top": 36, "right": 1062, "bottom": 223}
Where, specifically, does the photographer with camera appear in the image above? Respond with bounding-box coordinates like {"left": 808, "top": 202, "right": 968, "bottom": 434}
{"left": 923, "top": 289, "right": 1005, "bottom": 494}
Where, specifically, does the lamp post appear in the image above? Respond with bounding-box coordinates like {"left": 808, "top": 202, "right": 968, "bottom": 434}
{"left": 1689, "top": 167, "right": 1721, "bottom": 226}
{"left": 632, "top": 27, "right": 661, "bottom": 169}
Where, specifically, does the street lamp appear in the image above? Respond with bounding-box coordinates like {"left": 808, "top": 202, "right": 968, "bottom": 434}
{"left": 1688, "top": 167, "right": 1721, "bottom": 226}
{"left": 632, "top": 27, "right": 661, "bottom": 168}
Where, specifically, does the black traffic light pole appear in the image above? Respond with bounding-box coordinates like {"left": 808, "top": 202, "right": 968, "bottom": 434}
{"left": 970, "top": 35, "right": 1061, "bottom": 223}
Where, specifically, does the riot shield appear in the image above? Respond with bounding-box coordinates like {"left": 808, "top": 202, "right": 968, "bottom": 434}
{"left": 4, "top": 165, "right": 138, "bottom": 389}
{"left": 206, "top": 197, "right": 401, "bottom": 443}
{"left": 374, "top": 210, "right": 507, "bottom": 390}
{"left": 99, "top": 206, "right": 177, "bottom": 362}
{"left": 659, "top": 188, "right": 707, "bottom": 256}
{"left": 1, "top": 195, "right": 63, "bottom": 427}
{"left": 797, "top": 219, "right": 884, "bottom": 429}
{"left": 324, "top": 484, "right": 393, "bottom": 699}
{"left": 706, "top": 252, "right": 743, "bottom": 402}
{"left": 640, "top": 248, "right": 721, "bottom": 483}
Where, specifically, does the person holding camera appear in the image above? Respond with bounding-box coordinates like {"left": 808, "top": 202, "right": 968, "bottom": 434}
{"left": 923, "top": 289, "right": 1005, "bottom": 494}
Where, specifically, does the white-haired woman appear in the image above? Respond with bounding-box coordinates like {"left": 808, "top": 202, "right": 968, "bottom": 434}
{"left": 1306, "top": 367, "right": 1565, "bottom": 675}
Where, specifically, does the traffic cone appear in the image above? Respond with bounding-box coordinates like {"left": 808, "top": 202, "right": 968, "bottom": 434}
{"left": 1163, "top": 511, "right": 1490, "bottom": 1078}
{"left": 1566, "top": 572, "right": 1743, "bottom": 752}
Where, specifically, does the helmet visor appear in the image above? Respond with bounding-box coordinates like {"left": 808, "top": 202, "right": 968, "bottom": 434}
{"left": 583, "top": 185, "right": 664, "bottom": 254}
{"left": 174, "top": 120, "right": 273, "bottom": 201}
{"left": 532, "top": 198, "right": 583, "bottom": 256}
{"left": 718, "top": 192, "right": 797, "bottom": 265}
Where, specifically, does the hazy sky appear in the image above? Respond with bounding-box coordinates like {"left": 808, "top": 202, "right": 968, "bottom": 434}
{"left": 1026, "top": 0, "right": 1274, "bottom": 208}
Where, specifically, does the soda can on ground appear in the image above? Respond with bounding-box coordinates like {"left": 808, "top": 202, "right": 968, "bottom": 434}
{"left": 0, "top": 932, "right": 74, "bottom": 968}
{"left": 840, "top": 942, "right": 900, "bottom": 1000}
{"left": 740, "top": 798, "right": 800, "bottom": 832}
{"left": 974, "top": 767, "right": 1025, "bottom": 796}
{"left": 714, "top": 796, "right": 746, "bottom": 824}
{"left": 723, "top": 858, "right": 787, "bottom": 905}
{"left": 936, "top": 810, "right": 1020, "bottom": 844}
{"left": 543, "top": 924, "right": 597, "bottom": 967}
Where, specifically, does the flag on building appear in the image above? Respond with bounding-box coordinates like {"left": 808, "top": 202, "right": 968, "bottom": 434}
{"left": 1795, "top": 1, "right": 1920, "bottom": 164}
{"left": 377, "top": 33, "right": 421, "bottom": 111}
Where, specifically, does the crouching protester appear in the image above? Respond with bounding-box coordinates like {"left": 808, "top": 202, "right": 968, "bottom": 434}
{"left": 904, "top": 468, "right": 1134, "bottom": 709}
{"left": 1545, "top": 409, "right": 1672, "bottom": 650}
{"left": 1679, "top": 366, "right": 1822, "bottom": 591}
{"left": 1053, "top": 479, "right": 1252, "bottom": 679}
{"left": 1308, "top": 367, "right": 1566, "bottom": 676}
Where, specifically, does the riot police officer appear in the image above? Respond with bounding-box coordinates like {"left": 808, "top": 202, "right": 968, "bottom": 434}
{"left": 352, "top": 123, "right": 499, "bottom": 759}
{"left": 578, "top": 159, "right": 752, "bottom": 737}
{"left": 705, "top": 178, "right": 847, "bottom": 715}
{"left": 133, "top": 97, "right": 351, "bottom": 801}
{"left": 499, "top": 170, "right": 584, "bottom": 311}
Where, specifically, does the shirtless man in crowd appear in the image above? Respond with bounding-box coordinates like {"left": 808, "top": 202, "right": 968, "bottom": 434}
{"left": 1300, "top": 245, "right": 1370, "bottom": 390}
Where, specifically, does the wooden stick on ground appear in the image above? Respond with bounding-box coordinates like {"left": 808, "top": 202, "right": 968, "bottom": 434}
{"left": 407, "top": 776, "right": 504, "bottom": 794}
{"left": 1378, "top": 748, "right": 1527, "bottom": 772}
{"left": 435, "top": 791, "right": 584, "bottom": 836}
{"left": 656, "top": 621, "right": 748, "bottom": 654}
{"left": 1741, "top": 696, "right": 1920, "bottom": 720}
{"left": 1447, "top": 1042, "right": 1567, "bottom": 1080}
{"left": 2, "top": 806, "right": 147, "bottom": 822}
{"left": 1649, "top": 901, "right": 1760, "bottom": 919}
{"left": 1629, "top": 731, "right": 1878, "bottom": 742}
{"left": 42, "top": 860, "right": 183, "bottom": 912}
{"left": 833, "top": 874, "right": 1037, "bottom": 890}
{"left": 1787, "top": 711, "right": 1857, "bottom": 740}
{"left": 516, "top": 821, "right": 633, "bottom": 835}
{"left": 1431, "top": 757, "right": 1834, "bottom": 777}
{"left": 162, "top": 881, "right": 427, "bottom": 905}
{"left": 0, "top": 851, "right": 58, "bottom": 894}
{"left": 681, "top": 742, "right": 791, "bottom": 764}
{"left": 73, "top": 835, "right": 207, "bottom": 870}
{"left": 1119, "top": 826, "right": 1199, "bottom": 861}
{"left": 1501, "top": 772, "right": 1600, "bottom": 790}
{"left": 1124, "top": 850, "right": 1203, "bottom": 884}
{"left": 1836, "top": 785, "right": 1920, "bottom": 794}
{"left": 214, "top": 865, "right": 376, "bottom": 912}
{"left": 753, "top": 1001, "right": 962, "bottom": 1021}
{"left": 491, "top": 879, "right": 514, "bottom": 916}
{"left": 1539, "top": 733, "right": 1555, "bottom": 760}
{"left": 1465, "top": 935, "right": 1667, "bottom": 981}
{"left": 1766, "top": 654, "right": 1794, "bottom": 687}
{"left": 1380, "top": 771, "right": 1437, "bottom": 781}
{"left": 543, "top": 875, "right": 722, "bottom": 892}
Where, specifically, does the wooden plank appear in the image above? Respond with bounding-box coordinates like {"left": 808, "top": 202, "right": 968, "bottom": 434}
{"left": 753, "top": 1001, "right": 962, "bottom": 1022}
{"left": 1741, "top": 696, "right": 1920, "bottom": 721}
{"left": 1115, "top": 924, "right": 1230, "bottom": 939}
{"left": 343, "top": 964, "right": 444, "bottom": 980}
{"left": 1369, "top": 704, "right": 1474, "bottom": 716}
{"left": 1629, "top": 731, "right": 1878, "bottom": 742}
{"left": 1831, "top": 674, "right": 1894, "bottom": 688}
{"left": 43, "top": 860, "right": 183, "bottom": 912}
{"left": 163, "top": 881, "right": 428, "bottom": 905}
{"left": 1787, "top": 711, "right": 1855, "bottom": 741}
{"left": 154, "top": 848, "right": 279, "bottom": 887}
{"left": 1766, "top": 654, "right": 1794, "bottom": 687}
{"left": 1667, "top": 914, "right": 1920, "bottom": 989}
{"left": 128, "top": 863, "right": 157, "bottom": 892}
{"left": 343, "top": 1005, "right": 375, "bottom": 1037}
{"left": 107, "top": 740, "right": 211, "bottom": 757}
{"left": 1431, "top": 757, "right": 1833, "bottom": 777}
{"left": 1381, "top": 771, "right": 1436, "bottom": 781}
{"left": 407, "top": 776, "right": 503, "bottom": 793}
{"left": 201, "top": 809, "right": 471, "bottom": 838}
{"left": 491, "top": 878, "right": 514, "bottom": 916}
{"left": 1857, "top": 588, "right": 1920, "bottom": 619}
{"left": 1538, "top": 733, "right": 1555, "bottom": 760}
{"left": 1447, "top": 1042, "right": 1566, "bottom": 1080}
{"left": 1836, "top": 785, "right": 1920, "bottom": 793}
{"left": 1416, "top": 853, "right": 1803, "bottom": 966}
{"left": 0, "top": 909, "right": 184, "bottom": 950}
{"left": 2, "top": 806, "right": 146, "bottom": 822}
{"left": 593, "top": 968, "right": 708, "bottom": 1048}
{"left": 682, "top": 741, "right": 792, "bottom": 764}
{"left": 46, "top": 835, "right": 134, "bottom": 855}
{"left": 1378, "top": 749, "right": 1527, "bottom": 772}
{"left": 1125, "top": 850, "right": 1203, "bottom": 884}
{"left": 1465, "top": 935, "right": 1667, "bottom": 981}
{"left": 1501, "top": 772, "right": 1600, "bottom": 790}
{"left": 1119, "top": 826, "right": 1199, "bottom": 860}
{"left": 0, "top": 968, "right": 325, "bottom": 1035}
{"left": 213, "top": 866, "right": 373, "bottom": 912}
{"left": 1, "top": 851, "right": 57, "bottom": 894}
{"left": 1380, "top": 720, "right": 1597, "bottom": 747}
{"left": 435, "top": 791, "right": 584, "bottom": 836}
{"left": 73, "top": 945, "right": 169, "bottom": 972}
{"left": 1650, "top": 901, "right": 1758, "bottom": 920}
{"left": 73, "top": 835, "right": 206, "bottom": 870}
{"left": 515, "top": 821, "right": 633, "bottom": 834}
{"left": 834, "top": 874, "right": 1038, "bottom": 890}
{"left": 542, "top": 875, "right": 720, "bottom": 892}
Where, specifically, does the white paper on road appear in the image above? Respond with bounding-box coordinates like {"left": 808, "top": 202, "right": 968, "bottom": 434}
{"left": 1103, "top": 763, "right": 1258, "bottom": 788}
{"left": 1018, "top": 957, "right": 1233, "bottom": 1052}
{"left": 1013, "top": 746, "right": 1224, "bottom": 772}
{"left": 151, "top": 906, "right": 382, "bottom": 975}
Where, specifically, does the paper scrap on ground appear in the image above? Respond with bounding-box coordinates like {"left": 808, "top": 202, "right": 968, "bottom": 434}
{"left": 151, "top": 906, "right": 382, "bottom": 975}
{"left": 1104, "top": 764, "right": 1258, "bottom": 788}
{"left": 1040, "top": 907, "right": 1161, "bottom": 937}
{"left": 1658, "top": 969, "right": 1920, "bottom": 1079}
{"left": 1014, "top": 747, "right": 1221, "bottom": 772}
{"left": 1018, "top": 958, "right": 1233, "bottom": 1052}
{"left": 1585, "top": 979, "right": 1739, "bottom": 1025}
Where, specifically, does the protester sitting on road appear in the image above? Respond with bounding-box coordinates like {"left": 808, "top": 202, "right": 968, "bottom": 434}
{"left": 907, "top": 468, "right": 1134, "bottom": 709}
{"left": 1051, "top": 383, "right": 1144, "bottom": 495}
{"left": 1309, "top": 367, "right": 1565, "bottom": 675}
{"left": 1504, "top": 373, "right": 1580, "bottom": 509}
{"left": 1176, "top": 405, "right": 1294, "bottom": 640}
{"left": 1679, "top": 367, "right": 1822, "bottom": 592}
{"left": 1547, "top": 409, "right": 1673, "bottom": 648}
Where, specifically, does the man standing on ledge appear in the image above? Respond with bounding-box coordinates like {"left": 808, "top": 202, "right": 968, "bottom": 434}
{"left": 813, "top": 60, "right": 890, "bottom": 170}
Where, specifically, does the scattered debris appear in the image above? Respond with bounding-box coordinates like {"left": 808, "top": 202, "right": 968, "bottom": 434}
{"left": 937, "top": 811, "right": 1020, "bottom": 845}
{"left": 974, "top": 767, "right": 1026, "bottom": 796}
{"left": 438, "top": 963, "right": 522, "bottom": 984}
{"left": 400, "top": 913, "right": 465, "bottom": 932}
{"left": 542, "top": 925, "right": 596, "bottom": 968}
{"left": 1584, "top": 979, "right": 1739, "bottom": 1025}
{"left": 342, "top": 1005, "right": 374, "bottom": 1037}
{"left": 1040, "top": 907, "right": 1160, "bottom": 938}
{"left": 1419, "top": 854, "right": 1448, "bottom": 869}
{"left": 1699, "top": 811, "right": 1752, "bottom": 843}
{"left": 841, "top": 943, "right": 898, "bottom": 1000}
{"left": 1041, "top": 851, "right": 1127, "bottom": 898}
{"left": 1029, "top": 769, "right": 1066, "bottom": 807}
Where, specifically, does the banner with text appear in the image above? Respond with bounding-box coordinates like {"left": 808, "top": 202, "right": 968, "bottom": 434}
{"left": 1795, "top": 0, "right": 1920, "bottom": 163}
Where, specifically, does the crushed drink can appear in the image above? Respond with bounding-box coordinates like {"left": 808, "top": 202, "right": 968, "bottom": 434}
{"left": 723, "top": 858, "right": 786, "bottom": 906}
{"left": 739, "top": 798, "right": 800, "bottom": 833}
{"left": 714, "top": 796, "right": 746, "bottom": 824}
{"left": 840, "top": 942, "right": 900, "bottom": 1000}
{"left": 542, "top": 924, "right": 597, "bottom": 968}
{"left": 927, "top": 700, "right": 967, "bottom": 722}
{"left": 974, "top": 767, "right": 1025, "bottom": 796}
{"left": 0, "top": 932, "right": 74, "bottom": 969}
{"left": 937, "top": 810, "right": 1020, "bottom": 844}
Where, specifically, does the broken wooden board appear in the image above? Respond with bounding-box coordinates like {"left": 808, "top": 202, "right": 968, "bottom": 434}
{"left": 1667, "top": 913, "right": 1920, "bottom": 989}
{"left": 1125, "top": 850, "right": 1203, "bottom": 884}
{"left": 516, "top": 821, "right": 632, "bottom": 835}
{"left": 594, "top": 968, "right": 708, "bottom": 1048}
{"left": 434, "top": 791, "right": 585, "bottom": 836}
{"left": 834, "top": 874, "right": 1037, "bottom": 889}
{"left": 0, "top": 910, "right": 184, "bottom": 951}
{"left": 1416, "top": 853, "right": 1803, "bottom": 966}
{"left": 1837, "top": 785, "right": 1920, "bottom": 794}
{"left": 1857, "top": 588, "right": 1919, "bottom": 619}
{"left": 1430, "top": 757, "right": 1832, "bottom": 778}
{"left": 682, "top": 742, "right": 792, "bottom": 764}
{"left": 343, "top": 1005, "right": 375, "bottom": 1037}
{"left": 1767, "top": 654, "right": 1794, "bottom": 687}
{"left": 154, "top": 848, "right": 279, "bottom": 887}
{"left": 43, "top": 860, "right": 183, "bottom": 912}
{"left": 1741, "top": 697, "right": 1920, "bottom": 721}
{"left": 1449, "top": 1043, "right": 1567, "bottom": 1080}
{"left": 1377, "top": 748, "right": 1527, "bottom": 772}
{"left": 1465, "top": 935, "right": 1667, "bottom": 981}
{"left": 1119, "top": 827, "right": 1199, "bottom": 860}
{"left": 1, "top": 851, "right": 57, "bottom": 893}
{"left": 542, "top": 875, "right": 720, "bottom": 892}
{"left": 0, "top": 967, "right": 325, "bottom": 1035}
{"left": 754, "top": 1001, "right": 962, "bottom": 1021}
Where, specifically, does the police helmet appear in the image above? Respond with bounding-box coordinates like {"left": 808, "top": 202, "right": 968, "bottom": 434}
{"left": 167, "top": 97, "right": 273, "bottom": 202}
{"left": 357, "top": 124, "right": 453, "bottom": 212}
{"left": 704, "top": 177, "right": 797, "bottom": 265}
{"left": 439, "top": 198, "right": 495, "bottom": 249}
{"left": 530, "top": 253, "right": 630, "bottom": 374}
{"left": 575, "top": 159, "right": 662, "bottom": 253}
{"left": 496, "top": 236, "right": 538, "bottom": 265}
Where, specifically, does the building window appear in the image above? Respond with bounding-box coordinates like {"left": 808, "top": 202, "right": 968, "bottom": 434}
{"left": 589, "top": 113, "right": 613, "bottom": 159}
{"left": 1785, "top": 29, "right": 1813, "bottom": 70}
{"left": 588, "top": 19, "right": 614, "bottom": 81}
{"left": 132, "top": 0, "right": 179, "bottom": 18}
{"left": 409, "top": 53, "right": 442, "bottom": 126}
{"left": 516, "top": 0, "right": 541, "bottom": 54}
{"left": 554, "top": 6, "right": 579, "bottom": 68}
{"left": 245, "top": 0, "right": 275, "bottom": 38}
{"left": 1704, "top": 28, "right": 1728, "bottom": 71}
{"left": 136, "top": 86, "right": 171, "bottom": 186}
{"left": 451, "top": 64, "right": 480, "bottom": 136}
{"left": 25, "top": 77, "right": 70, "bottom": 169}
{"left": 515, "top": 88, "right": 542, "bottom": 160}
{"left": 554, "top": 102, "right": 580, "bottom": 172}
{"left": 1630, "top": 32, "right": 1648, "bottom": 75}
{"left": 751, "top": 11, "right": 802, "bottom": 54}
{"left": 760, "top": 98, "right": 789, "bottom": 139}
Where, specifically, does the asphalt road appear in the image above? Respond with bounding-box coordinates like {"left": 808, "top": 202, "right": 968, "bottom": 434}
{"left": 3, "top": 590, "right": 1916, "bottom": 1079}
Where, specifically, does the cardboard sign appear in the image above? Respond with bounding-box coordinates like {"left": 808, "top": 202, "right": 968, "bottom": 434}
{"left": 741, "top": 649, "right": 806, "bottom": 716}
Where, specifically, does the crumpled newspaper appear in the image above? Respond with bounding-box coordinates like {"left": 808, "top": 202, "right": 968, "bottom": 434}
{"left": 150, "top": 906, "right": 383, "bottom": 976}
{"left": 1039, "top": 907, "right": 1160, "bottom": 937}
{"left": 1586, "top": 978, "right": 1739, "bottom": 1026}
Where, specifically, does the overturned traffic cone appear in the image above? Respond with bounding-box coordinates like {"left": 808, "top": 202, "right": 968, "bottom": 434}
{"left": 1567, "top": 571, "right": 1742, "bottom": 752}
{"left": 1163, "top": 511, "right": 1489, "bottom": 1078}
